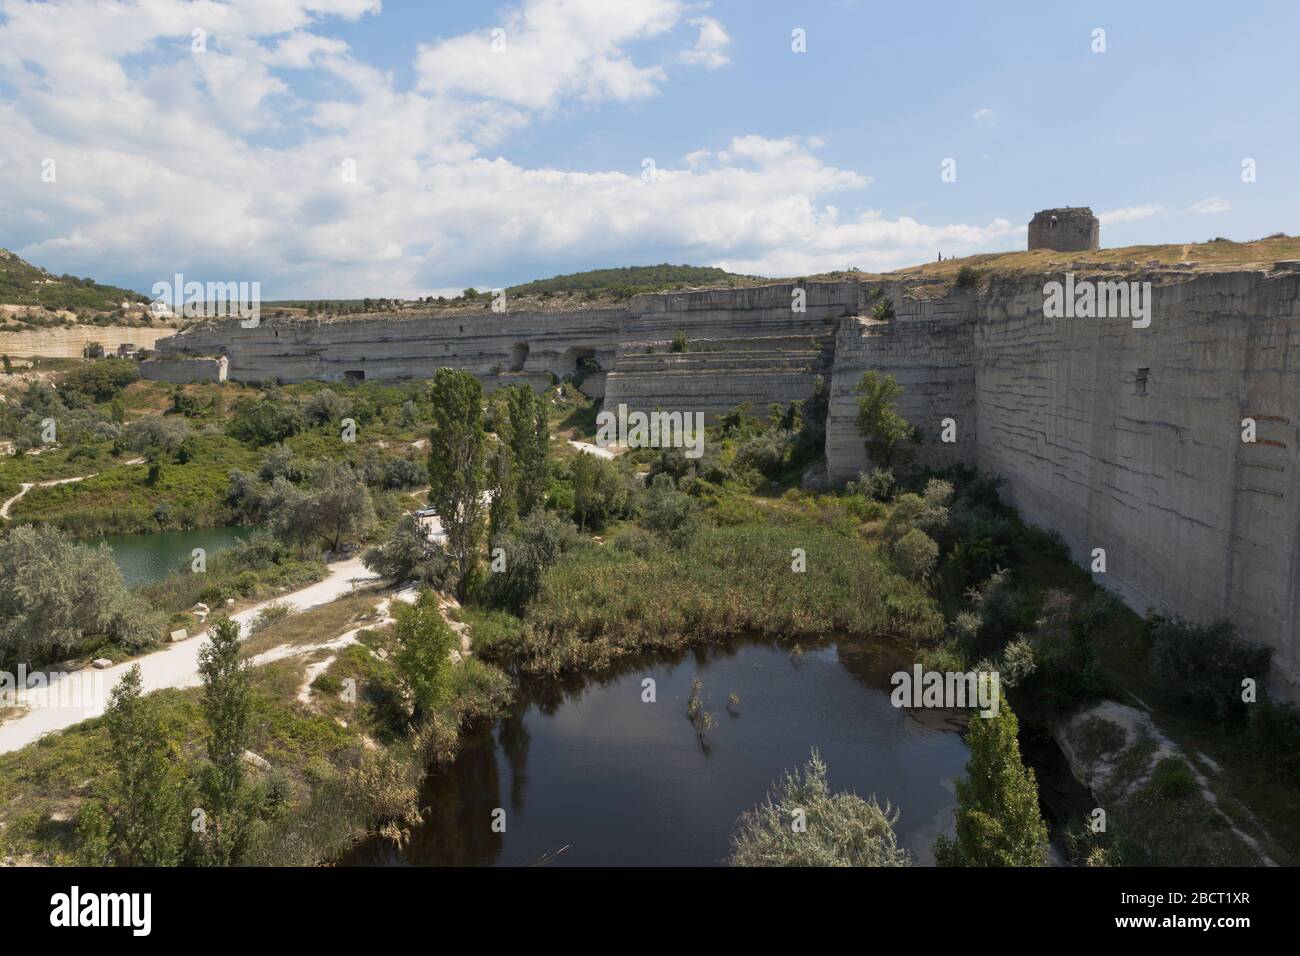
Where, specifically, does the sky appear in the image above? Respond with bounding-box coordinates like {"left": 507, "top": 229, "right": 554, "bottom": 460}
{"left": 0, "top": 0, "right": 1296, "bottom": 299}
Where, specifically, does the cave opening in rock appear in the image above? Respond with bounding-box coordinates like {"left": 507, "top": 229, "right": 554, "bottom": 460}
{"left": 510, "top": 341, "right": 530, "bottom": 372}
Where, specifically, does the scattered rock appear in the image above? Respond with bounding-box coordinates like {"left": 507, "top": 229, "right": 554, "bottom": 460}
{"left": 191, "top": 602, "right": 209, "bottom": 614}
{"left": 91, "top": 658, "right": 112, "bottom": 669}
{"left": 168, "top": 628, "right": 188, "bottom": 643}
{"left": 241, "top": 750, "right": 271, "bottom": 770}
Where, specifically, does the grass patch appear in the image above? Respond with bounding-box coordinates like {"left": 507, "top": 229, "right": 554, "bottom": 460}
{"left": 490, "top": 519, "right": 942, "bottom": 675}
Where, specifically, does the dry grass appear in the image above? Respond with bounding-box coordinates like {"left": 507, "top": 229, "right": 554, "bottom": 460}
{"left": 806, "top": 234, "right": 1300, "bottom": 287}
{"left": 238, "top": 587, "right": 389, "bottom": 657}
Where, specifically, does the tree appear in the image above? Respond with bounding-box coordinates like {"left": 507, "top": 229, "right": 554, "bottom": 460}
{"left": 394, "top": 589, "right": 458, "bottom": 720}
{"left": 104, "top": 665, "right": 183, "bottom": 866}
{"left": 125, "top": 414, "right": 192, "bottom": 461}
{"left": 893, "top": 527, "right": 939, "bottom": 581}
{"left": 363, "top": 514, "right": 453, "bottom": 587}
{"left": 729, "top": 750, "right": 911, "bottom": 867}
{"left": 303, "top": 388, "right": 350, "bottom": 425}
{"left": 504, "top": 385, "right": 549, "bottom": 517}
{"left": 0, "top": 525, "right": 154, "bottom": 668}
{"left": 639, "top": 473, "right": 697, "bottom": 547}
{"left": 486, "top": 510, "right": 575, "bottom": 613}
{"left": 426, "top": 368, "right": 488, "bottom": 591}
{"left": 268, "top": 460, "right": 375, "bottom": 553}
{"left": 935, "top": 695, "right": 1049, "bottom": 866}
{"left": 572, "top": 451, "right": 627, "bottom": 530}
{"left": 197, "top": 616, "right": 252, "bottom": 864}
{"left": 854, "top": 371, "right": 914, "bottom": 468}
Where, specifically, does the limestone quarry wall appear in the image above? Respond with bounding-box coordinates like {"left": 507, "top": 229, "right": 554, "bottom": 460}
{"left": 0, "top": 324, "right": 172, "bottom": 359}
{"left": 972, "top": 269, "right": 1300, "bottom": 695}
{"left": 826, "top": 289, "right": 978, "bottom": 479}
{"left": 156, "top": 309, "right": 624, "bottom": 387}
{"left": 140, "top": 355, "right": 228, "bottom": 383}
{"left": 824, "top": 268, "right": 1300, "bottom": 695}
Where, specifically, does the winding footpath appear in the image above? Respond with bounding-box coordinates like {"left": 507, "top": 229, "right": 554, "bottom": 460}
{"left": 0, "top": 556, "right": 379, "bottom": 755}
{"left": 0, "top": 459, "right": 146, "bottom": 520}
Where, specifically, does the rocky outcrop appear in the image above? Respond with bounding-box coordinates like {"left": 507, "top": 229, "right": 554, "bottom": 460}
{"left": 1054, "top": 700, "right": 1277, "bottom": 865}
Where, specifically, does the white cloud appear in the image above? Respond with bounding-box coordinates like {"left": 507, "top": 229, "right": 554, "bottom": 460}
{"left": 414, "top": 0, "right": 683, "bottom": 110}
{"left": 973, "top": 107, "right": 995, "bottom": 126}
{"left": 679, "top": 16, "right": 730, "bottom": 68}
{"left": 1188, "top": 196, "right": 1230, "bottom": 215}
{"left": 0, "top": 0, "right": 1026, "bottom": 297}
{"left": 1098, "top": 204, "right": 1164, "bottom": 225}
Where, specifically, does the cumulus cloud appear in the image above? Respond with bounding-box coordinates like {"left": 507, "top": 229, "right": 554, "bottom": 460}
{"left": 414, "top": 0, "right": 682, "bottom": 110}
{"left": 0, "top": 0, "right": 1025, "bottom": 297}
{"left": 1098, "top": 204, "right": 1164, "bottom": 225}
{"left": 679, "top": 16, "right": 730, "bottom": 68}
{"left": 973, "top": 107, "right": 995, "bottom": 125}
{"left": 1188, "top": 196, "right": 1230, "bottom": 215}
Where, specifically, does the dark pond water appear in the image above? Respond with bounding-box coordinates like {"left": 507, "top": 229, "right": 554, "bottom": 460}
{"left": 352, "top": 636, "right": 976, "bottom": 867}
{"left": 103, "top": 526, "right": 252, "bottom": 587}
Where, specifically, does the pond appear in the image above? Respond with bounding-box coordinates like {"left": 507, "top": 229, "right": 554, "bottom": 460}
{"left": 351, "top": 635, "right": 976, "bottom": 867}
{"left": 103, "top": 526, "right": 253, "bottom": 587}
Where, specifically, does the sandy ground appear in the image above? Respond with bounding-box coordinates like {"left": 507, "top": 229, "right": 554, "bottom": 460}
{"left": 0, "top": 555, "right": 379, "bottom": 754}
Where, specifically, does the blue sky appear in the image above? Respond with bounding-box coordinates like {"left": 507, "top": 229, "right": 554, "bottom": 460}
{"left": 1, "top": 0, "right": 1295, "bottom": 298}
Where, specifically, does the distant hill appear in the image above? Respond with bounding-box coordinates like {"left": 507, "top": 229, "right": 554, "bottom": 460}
{"left": 507, "top": 264, "right": 760, "bottom": 300}
{"left": 0, "top": 249, "right": 147, "bottom": 312}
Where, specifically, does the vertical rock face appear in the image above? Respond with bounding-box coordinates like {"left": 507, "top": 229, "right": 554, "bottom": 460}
{"left": 605, "top": 283, "right": 849, "bottom": 419}
{"left": 827, "top": 267, "right": 1300, "bottom": 697}
{"left": 139, "top": 355, "right": 228, "bottom": 382}
{"left": 826, "top": 284, "right": 978, "bottom": 478}
{"left": 1028, "top": 207, "right": 1100, "bottom": 252}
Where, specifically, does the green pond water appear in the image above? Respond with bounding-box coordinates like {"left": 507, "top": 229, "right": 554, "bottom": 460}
{"left": 102, "top": 526, "right": 253, "bottom": 587}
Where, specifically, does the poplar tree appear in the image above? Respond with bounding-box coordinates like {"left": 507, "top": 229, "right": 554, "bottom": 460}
{"left": 198, "top": 616, "right": 252, "bottom": 864}
{"left": 104, "top": 665, "right": 183, "bottom": 866}
{"left": 935, "top": 695, "right": 1049, "bottom": 866}
{"left": 427, "top": 368, "right": 488, "bottom": 591}
{"left": 505, "top": 384, "right": 549, "bottom": 517}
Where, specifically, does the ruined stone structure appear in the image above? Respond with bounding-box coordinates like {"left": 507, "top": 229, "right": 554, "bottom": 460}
{"left": 155, "top": 263, "right": 1300, "bottom": 697}
{"left": 1029, "top": 207, "right": 1100, "bottom": 252}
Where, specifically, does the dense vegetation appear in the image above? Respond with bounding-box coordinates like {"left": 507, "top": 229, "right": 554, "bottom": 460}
{"left": 0, "top": 249, "right": 147, "bottom": 313}
{"left": 507, "top": 263, "right": 756, "bottom": 300}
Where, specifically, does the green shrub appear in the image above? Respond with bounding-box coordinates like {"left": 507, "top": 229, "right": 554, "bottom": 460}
{"left": 729, "top": 750, "right": 910, "bottom": 867}
{"left": 1148, "top": 616, "right": 1271, "bottom": 727}
{"left": 1149, "top": 757, "right": 1198, "bottom": 801}
{"left": 893, "top": 528, "right": 938, "bottom": 581}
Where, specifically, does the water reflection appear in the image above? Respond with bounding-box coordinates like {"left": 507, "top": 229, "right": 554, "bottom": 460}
{"left": 351, "top": 636, "right": 973, "bottom": 867}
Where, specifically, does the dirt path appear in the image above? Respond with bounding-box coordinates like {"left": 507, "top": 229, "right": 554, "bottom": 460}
{"left": 0, "top": 556, "right": 379, "bottom": 754}
{"left": 0, "top": 459, "right": 146, "bottom": 520}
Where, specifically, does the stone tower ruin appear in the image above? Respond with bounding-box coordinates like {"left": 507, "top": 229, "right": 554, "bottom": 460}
{"left": 1028, "top": 207, "right": 1100, "bottom": 252}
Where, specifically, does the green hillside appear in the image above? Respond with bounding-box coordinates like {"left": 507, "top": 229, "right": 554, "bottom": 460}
{"left": 0, "top": 249, "right": 147, "bottom": 312}
{"left": 507, "top": 263, "right": 759, "bottom": 300}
